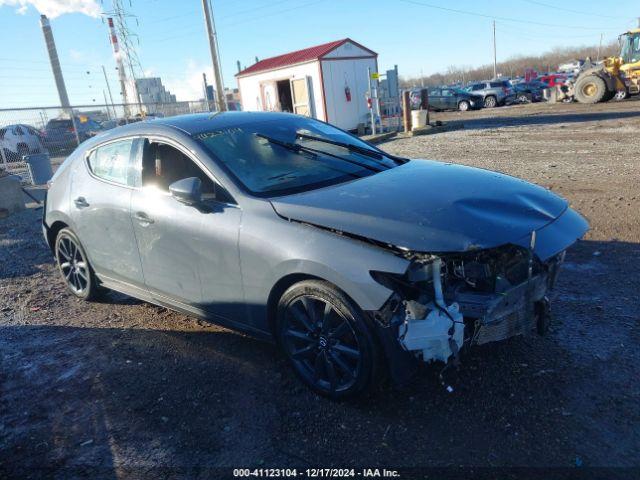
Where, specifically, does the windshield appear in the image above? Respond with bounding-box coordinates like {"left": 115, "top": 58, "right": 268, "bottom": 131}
{"left": 193, "top": 116, "right": 398, "bottom": 197}
{"left": 620, "top": 33, "right": 640, "bottom": 63}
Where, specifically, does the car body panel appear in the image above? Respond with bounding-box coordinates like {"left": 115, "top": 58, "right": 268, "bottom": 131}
{"left": 270, "top": 160, "right": 587, "bottom": 260}
{"left": 238, "top": 200, "right": 409, "bottom": 329}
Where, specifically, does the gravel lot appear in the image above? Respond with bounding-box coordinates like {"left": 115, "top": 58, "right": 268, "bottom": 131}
{"left": 1, "top": 99, "right": 639, "bottom": 478}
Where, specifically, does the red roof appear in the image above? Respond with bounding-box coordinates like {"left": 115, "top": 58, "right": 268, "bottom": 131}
{"left": 236, "top": 38, "right": 376, "bottom": 77}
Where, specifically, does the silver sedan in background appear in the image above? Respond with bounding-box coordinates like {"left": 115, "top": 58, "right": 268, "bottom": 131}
{"left": 43, "top": 112, "right": 588, "bottom": 398}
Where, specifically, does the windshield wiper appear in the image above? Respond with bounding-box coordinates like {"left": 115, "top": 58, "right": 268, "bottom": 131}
{"left": 255, "top": 133, "right": 383, "bottom": 173}
{"left": 296, "top": 133, "right": 384, "bottom": 160}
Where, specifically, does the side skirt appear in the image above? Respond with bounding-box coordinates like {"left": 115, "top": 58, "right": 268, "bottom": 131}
{"left": 97, "top": 274, "right": 274, "bottom": 342}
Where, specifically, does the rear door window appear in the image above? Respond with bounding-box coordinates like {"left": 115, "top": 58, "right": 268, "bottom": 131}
{"left": 87, "top": 138, "right": 136, "bottom": 186}
{"left": 471, "top": 84, "right": 484, "bottom": 91}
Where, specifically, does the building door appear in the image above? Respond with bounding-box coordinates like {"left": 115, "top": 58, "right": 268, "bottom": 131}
{"left": 290, "top": 77, "right": 314, "bottom": 117}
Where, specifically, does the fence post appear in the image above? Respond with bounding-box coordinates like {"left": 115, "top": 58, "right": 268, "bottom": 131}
{"left": 0, "top": 144, "right": 7, "bottom": 167}
{"left": 421, "top": 89, "right": 430, "bottom": 125}
{"left": 68, "top": 112, "right": 81, "bottom": 147}
{"left": 402, "top": 90, "right": 411, "bottom": 133}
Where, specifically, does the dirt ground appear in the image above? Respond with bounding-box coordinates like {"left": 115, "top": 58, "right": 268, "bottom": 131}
{"left": 1, "top": 99, "right": 639, "bottom": 478}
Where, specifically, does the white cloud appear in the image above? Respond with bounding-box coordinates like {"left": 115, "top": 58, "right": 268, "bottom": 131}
{"left": 163, "top": 60, "right": 212, "bottom": 102}
{"left": 0, "top": 0, "right": 101, "bottom": 18}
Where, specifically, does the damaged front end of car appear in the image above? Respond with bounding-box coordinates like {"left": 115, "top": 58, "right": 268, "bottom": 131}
{"left": 369, "top": 237, "right": 567, "bottom": 381}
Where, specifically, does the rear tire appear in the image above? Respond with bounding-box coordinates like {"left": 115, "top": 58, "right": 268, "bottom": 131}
{"left": 55, "top": 228, "right": 99, "bottom": 301}
{"left": 458, "top": 100, "right": 470, "bottom": 111}
{"left": 574, "top": 75, "right": 607, "bottom": 104}
{"left": 276, "top": 280, "right": 380, "bottom": 399}
{"left": 517, "top": 93, "right": 530, "bottom": 103}
{"left": 484, "top": 95, "right": 497, "bottom": 108}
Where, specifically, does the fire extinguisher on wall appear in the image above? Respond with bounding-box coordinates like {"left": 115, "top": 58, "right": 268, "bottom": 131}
{"left": 344, "top": 85, "right": 351, "bottom": 102}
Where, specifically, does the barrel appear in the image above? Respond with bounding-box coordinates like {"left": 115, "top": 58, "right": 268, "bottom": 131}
{"left": 24, "top": 153, "right": 53, "bottom": 185}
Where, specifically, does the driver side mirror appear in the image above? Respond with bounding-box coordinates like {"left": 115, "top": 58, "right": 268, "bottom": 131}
{"left": 169, "top": 177, "right": 202, "bottom": 205}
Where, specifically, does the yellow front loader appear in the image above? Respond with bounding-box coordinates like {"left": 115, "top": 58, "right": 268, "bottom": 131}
{"left": 565, "top": 29, "right": 640, "bottom": 103}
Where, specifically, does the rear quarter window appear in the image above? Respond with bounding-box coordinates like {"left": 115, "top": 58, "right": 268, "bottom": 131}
{"left": 87, "top": 139, "right": 135, "bottom": 186}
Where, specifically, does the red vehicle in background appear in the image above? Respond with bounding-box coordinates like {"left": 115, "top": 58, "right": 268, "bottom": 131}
{"left": 539, "top": 74, "right": 568, "bottom": 87}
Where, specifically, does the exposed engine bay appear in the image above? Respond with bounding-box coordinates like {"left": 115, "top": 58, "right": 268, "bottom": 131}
{"left": 371, "top": 240, "right": 564, "bottom": 365}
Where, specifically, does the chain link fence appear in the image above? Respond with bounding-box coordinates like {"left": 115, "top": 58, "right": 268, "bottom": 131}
{"left": 0, "top": 100, "right": 211, "bottom": 183}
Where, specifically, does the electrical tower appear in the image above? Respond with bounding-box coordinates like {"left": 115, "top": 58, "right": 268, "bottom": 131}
{"left": 102, "top": 0, "right": 144, "bottom": 117}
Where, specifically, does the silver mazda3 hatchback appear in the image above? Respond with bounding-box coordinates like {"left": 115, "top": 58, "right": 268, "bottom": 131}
{"left": 43, "top": 112, "right": 588, "bottom": 398}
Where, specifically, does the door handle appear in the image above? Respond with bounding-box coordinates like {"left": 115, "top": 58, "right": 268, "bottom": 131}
{"left": 74, "top": 196, "right": 89, "bottom": 208}
{"left": 134, "top": 211, "right": 154, "bottom": 225}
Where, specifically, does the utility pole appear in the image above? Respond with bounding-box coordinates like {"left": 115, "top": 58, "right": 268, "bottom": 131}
{"left": 103, "top": 91, "right": 112, "bottom": 120}
{"left": 40, "top": 15, "right": 70, "bottom": 109}
{"left": 367, "top": 67, "right": 376, "bottom": 135}
{"left": 102, "top": 65, "right": 117, "bottom": 119}
{"left": 201, "top": 0, "right": 227, "bottom": 111}
{"left": 492, "top": 20, "right": 497, "bottom": 79}
{"left": 596, "top": 33, "right": 604, "bottom": 62}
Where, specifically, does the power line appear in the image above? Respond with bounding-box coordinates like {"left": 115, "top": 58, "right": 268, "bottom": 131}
{"left": 518, "top": 0, "right": 628, "bottom": 20}
{"left": 398, "top": 0, "right": 622, "bottom": 30}
{"left": 147, "top": 0, "right": 323, "bottom": 43}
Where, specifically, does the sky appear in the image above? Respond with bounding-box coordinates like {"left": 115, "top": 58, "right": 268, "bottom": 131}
{"left": 0, "top": 0, "right": 638, "bottom": 109}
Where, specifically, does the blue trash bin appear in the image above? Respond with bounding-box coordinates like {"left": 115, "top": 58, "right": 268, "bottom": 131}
{"left": 24, "top": 153, "right": 53, "bottom": 185}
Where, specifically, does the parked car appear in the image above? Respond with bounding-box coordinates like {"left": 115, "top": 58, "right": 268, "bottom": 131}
{"left": 539, "top": 74, "right": 567, "bottom": 87}
{"left": 0, "top": 124, "right": 46, "bottom": 163}
{"left": 464, "top": 80, "right": 516, "bottom": 107}
{"left": 43, "top": 117, "right": 100, "bottom": 156}
{"left": 427, "top": 87, "right": 484, "bottom": 111}
{"left": 43, "top": 112, "right": 588, "bottom": 399}
{"left": 513, "top": 81, "right": 547, "bottom": 103}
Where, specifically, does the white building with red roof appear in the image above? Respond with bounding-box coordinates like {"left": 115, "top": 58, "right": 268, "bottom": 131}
{"left": 236, "top": 38, "right": 378, "bottom": 131}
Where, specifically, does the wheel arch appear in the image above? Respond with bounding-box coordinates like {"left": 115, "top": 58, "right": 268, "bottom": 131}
{"left": 266, "top": 273, "right": 324, "bottom": 336}
{"left": 45, "top": 220, "right": 69, "bottom": 252}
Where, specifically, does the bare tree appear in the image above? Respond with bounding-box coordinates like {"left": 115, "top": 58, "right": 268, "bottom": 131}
{"left": 400, "top": 41, "right": 619, "bottom": 88}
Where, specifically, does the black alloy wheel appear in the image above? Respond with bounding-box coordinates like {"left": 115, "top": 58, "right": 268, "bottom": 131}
{"left": 55, "top": 228, "right": 97, "bottom": 300}
{"left": 277, "top": 280, "right": 379, "bottom": 399}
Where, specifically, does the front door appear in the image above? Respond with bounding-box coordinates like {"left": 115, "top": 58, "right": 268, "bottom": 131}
{"left": 290, "top": 77, "right": 314, "bottom": 117}
{"left": 441, "top": 88, "right": 457, "bottom": 109}
{"left": 129, "top": 139, "right": 243, "bottom": 321}
{"left": 69, "top": 137, "right": 145, "bottom": 287}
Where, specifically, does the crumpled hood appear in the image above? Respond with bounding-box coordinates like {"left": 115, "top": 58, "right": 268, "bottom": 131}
{"left": 270, "top": 160, "right": 589, "bottom": 260}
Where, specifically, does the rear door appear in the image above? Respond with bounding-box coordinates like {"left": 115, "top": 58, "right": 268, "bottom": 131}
{"left": 428, "top": 88, "right": 443, "bottom": 109}
{"left": 69, "top": 137, "right": 145, "bottom": 288}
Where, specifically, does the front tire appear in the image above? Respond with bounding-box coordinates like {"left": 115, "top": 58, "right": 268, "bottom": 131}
{"left": 276, "top": 280, "right": 380, "bottom": 399}
{"left": 484, "top": 95, "right": 497, "bottom": 108}
{"left": 458, "top": 100, "right": 470, "bottom": 111}
{"left": 55, "top": 228, "right": 99, "bottom": 301}
{"left": 574, "top": 75, "right": 607, "bottom": 104}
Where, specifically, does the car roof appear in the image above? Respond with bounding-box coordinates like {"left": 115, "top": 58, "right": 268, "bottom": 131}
{"left": 145, "top": 111, "right": 297, "bottom": 136}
